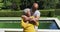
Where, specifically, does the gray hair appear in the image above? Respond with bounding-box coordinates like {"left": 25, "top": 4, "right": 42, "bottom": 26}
{"left": 23, "top": 8, "right": 30, "bottom": 13}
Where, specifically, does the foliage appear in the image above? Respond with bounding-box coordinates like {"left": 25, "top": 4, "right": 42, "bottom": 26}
{"left": 0, "top": 9, "right": 55, "bottom": 17}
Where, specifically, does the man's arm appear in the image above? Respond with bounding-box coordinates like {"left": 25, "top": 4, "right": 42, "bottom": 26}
{"left": 33, "top": 15, "right": 40, "bottom": 21}
{"left": 30, "top": 15, "right": 40, "bottom": 25}
{"left": 30, "top": 11, "right": 40, "bottom": 25}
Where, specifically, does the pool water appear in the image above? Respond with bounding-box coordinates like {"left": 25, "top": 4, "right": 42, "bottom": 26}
{"left": 0, "top": 20, "right": 21, "bottom": 28}
{"left": 0, "top": 23, "right": 20, "bottom": 28}
{"left": 0, "top": 20, "right": 59, "bottom": 29}
{"left": 38, "top": 20, "right": 59, "bottom": 29}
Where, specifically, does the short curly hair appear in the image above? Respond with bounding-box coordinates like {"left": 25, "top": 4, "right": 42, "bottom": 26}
{"left": 23, "top": 8, "right": 30, "bottom": 13}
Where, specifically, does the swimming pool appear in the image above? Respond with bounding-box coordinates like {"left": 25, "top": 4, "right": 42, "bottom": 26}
{"left": 0, "top": 20, "right": 59, "bottom": 29}
{"left": 0, "top": 17, "right": 60, "bottom": 32}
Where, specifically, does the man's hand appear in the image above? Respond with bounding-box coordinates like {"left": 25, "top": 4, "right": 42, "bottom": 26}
{"left": 21, "top": 15, "right": 29, "bottom": 21}
{"left": 29, "top": 18, "right": 35, "bottom": 21}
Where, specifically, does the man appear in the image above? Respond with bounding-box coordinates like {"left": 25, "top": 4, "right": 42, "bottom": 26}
{"left": 30, "top": 3, "right": 40, "bottom": 32}
{"left": 21, "top": 3, "right": 40, "bottom": 32}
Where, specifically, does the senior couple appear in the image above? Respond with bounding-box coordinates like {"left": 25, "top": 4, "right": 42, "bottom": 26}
{"left": 21, "top": 3, "right": 40, "bottom": 32}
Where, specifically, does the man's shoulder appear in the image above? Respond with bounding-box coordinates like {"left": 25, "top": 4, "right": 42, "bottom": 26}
{"left": 35, "top": 10, "right": 40, "bottom": 13}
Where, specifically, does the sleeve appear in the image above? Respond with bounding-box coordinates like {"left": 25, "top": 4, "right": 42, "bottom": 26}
{"left": 21, "top": 18, "right": 31, "bottom": 28}
{"left": 35, "top": 11, "right": 41, "bottom": 17}
{"left": 33, "top": 11, "right": 40, "bottom": 26}
{"left": 21, "top": 19, "right": 28, "bottom": 28}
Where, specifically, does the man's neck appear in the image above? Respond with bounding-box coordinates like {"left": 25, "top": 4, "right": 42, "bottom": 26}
{"left": 32, "top": 9, "right": 36, "bottom": 12}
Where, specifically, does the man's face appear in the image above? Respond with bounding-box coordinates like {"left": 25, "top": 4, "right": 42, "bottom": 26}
{"left": 32, "top": 3, "right": 38, "bottom": 10}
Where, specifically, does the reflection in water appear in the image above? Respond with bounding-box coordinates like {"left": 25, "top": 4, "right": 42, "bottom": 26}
{"left": 38, "top": 20, "right": 59, "bottom": 29}
{"left": 49, "top": 22, "right": 58, "bottom": 29}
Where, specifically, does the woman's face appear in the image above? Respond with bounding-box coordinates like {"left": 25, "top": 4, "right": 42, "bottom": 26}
{"left": 25, "top": 9, "right": 31, "bottom": 17}
{"left": 26, "top": 11, "right": 31, "bottom": 17}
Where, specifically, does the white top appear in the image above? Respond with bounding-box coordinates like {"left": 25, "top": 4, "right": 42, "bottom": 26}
{"left": 23, "top": 8, "right": 41, "bottom": 17}
{"left": 32, "top": 10, "right": 41, "bottom": 17}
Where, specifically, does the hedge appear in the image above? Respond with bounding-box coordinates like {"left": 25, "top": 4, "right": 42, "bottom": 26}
{"left": 0, "top": 9, "right": 55, "bottom": 17}
{"left": 0, "top": 11, "right": 23, "bottom": 17}
{"left": 55, "top": 9, "right": 60, "bottom": 16}
{"left": 0, "top": 3, "right": 4, "bottom": 7}
{"left": 40, "top": 9, "right": 55, "bottom": 17}
{"left": 0, "top": 0, "right": 3, "bottom": 3}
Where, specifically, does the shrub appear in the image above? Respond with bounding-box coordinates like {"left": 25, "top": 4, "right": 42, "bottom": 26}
{"left": 0, "top": 9, "right": 55, "bottom": 17}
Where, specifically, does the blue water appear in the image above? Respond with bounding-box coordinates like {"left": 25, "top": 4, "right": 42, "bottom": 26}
{"left": 38, "top": 20, "right": 59, "bottom": 29}
{"left": 49, "top": 22, "right": 58, "bottom": 29}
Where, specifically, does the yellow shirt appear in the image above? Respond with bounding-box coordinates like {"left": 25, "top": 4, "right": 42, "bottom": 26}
{"left": 21, "top": 16, "right": 39, "bottom": 32}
